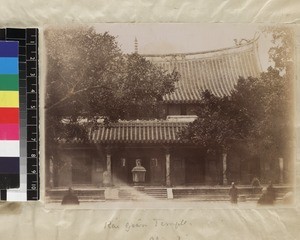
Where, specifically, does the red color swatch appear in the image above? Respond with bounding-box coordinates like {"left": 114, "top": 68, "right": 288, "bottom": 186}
{"left": 0, "top": 108, "right": 19, "bottom": 124}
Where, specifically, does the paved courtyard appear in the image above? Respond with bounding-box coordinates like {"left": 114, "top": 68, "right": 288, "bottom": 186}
{"left": 45, "top": 199, "right": 293, "bottom": 210}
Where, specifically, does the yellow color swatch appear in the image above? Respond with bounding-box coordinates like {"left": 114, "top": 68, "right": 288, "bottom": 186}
{"left": 0, "top": 91, "right": 19, "bottom": 107}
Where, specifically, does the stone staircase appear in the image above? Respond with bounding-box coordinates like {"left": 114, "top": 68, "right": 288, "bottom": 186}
{"left": 118, "top": 188, "right": 144, "bottom": 200}
{"left": 118, "top": 187, "right": 167, "bottom": 200}
{"left": 144, "top": 188, "right": 168, "bottom": 199}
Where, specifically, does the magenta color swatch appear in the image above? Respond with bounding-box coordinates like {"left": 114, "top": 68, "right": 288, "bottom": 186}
{"left": 0, "top": 124, "right": 19, "bottom": 140}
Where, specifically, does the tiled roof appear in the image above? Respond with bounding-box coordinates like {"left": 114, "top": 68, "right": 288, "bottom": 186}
{"left": 143, "top": 40, "right": 262, "bottom": 103}
{"left": 89, "top": 120, "right": 188, "bottom": 144}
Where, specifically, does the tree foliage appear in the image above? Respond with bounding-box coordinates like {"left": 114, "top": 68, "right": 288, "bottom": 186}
{"left": 181, "top": 26, "right": 294, "bottom": 161}
{"left": 264, "top": 26, "right": 294, "bottom": 74}
{"left": 180, "top": 90, "right": 252, "bottom": 151}
{"left": 45, "top": 26, "right": 179, "bottom": 144}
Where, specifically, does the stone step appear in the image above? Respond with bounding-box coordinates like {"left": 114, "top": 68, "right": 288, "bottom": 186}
{"left": 46, "top": 189, "right": 105, "bottom": 202}
{"left": 45, "top": 198, "right": 105, "bottom": 203}
{"left": 173, "top": 191, "right": 287, "bottom": 196}
{"left": 173, "top": 193, "right": 286, "bottom": 201}
{"left": 118, "top": 188, "right": 168, "bottom": 200}
{"left": 144, "top": 188, "right": 167, "bottom": 199}
{"left": 172, "top": 187, "right": 291, "bottom": 195}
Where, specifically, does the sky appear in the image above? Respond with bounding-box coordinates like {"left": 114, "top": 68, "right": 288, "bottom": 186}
{"left": 93, "top": 23, "right": 273, "bottom": 71}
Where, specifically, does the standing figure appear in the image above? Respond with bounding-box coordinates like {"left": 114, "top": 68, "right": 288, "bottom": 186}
{"left": 266, "top": 181, "right": 276, "bottom": 204}
{"left": 229, "top": 182, "right": 238, "bottom": 204}
{"left": 61, "top": 187, "right": 80, "bottom": 205}
{"left": 257, "top": 181, "right": 276, "bottom": 205}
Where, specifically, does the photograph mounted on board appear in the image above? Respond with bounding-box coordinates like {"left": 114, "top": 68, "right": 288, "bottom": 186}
{"left": 44, "top": 24, "right": 295, "bottom": 207}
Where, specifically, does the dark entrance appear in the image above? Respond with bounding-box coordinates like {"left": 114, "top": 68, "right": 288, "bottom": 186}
{"left": 72, "top": 157, "right": 92, "bottom": 184}
{"left": 112, "top": 156, "right": 130, "bottom": 185}
{"left": 149, "top": 156, "right": 165, "bottom": 185}
{"left": 185, "top": 156, "right": 205, "bottom": 184}
{"left": 171, "top": 157, "right": 185, "bottom": 185}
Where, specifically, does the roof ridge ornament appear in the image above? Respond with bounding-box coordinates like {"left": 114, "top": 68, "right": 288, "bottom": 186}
{"left": 234, "top": 38, "right": 252, "bottom": 46}
{"left": 234, "top": 32, "right": 260, "bottom": 47}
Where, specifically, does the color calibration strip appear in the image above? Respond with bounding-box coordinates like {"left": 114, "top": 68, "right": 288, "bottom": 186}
{"left": 0, "top": 42, "right": 20, "bottom": 190}
{"left": 0, "top": 29, "right": 39, "bottom": 201}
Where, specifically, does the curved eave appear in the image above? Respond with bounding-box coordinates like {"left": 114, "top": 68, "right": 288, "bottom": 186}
{"left": 90, "top": 139, "right": 183, "bottom": 144}
{"left": 162, "top": 99, "right": 201, "bottom": 104}
{"left": 88, "top": 121, "right": 189, "bottom": 144}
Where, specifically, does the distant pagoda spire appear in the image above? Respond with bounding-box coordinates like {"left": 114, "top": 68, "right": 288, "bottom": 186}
{"left": 134, "top": 37, "right": 138, "bottom": 53}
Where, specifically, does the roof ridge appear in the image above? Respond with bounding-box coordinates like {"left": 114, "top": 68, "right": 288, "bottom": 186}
{"left": 98, "top": 120, "right": 190, "bottom": 124}
{"left": 141, "top": 38, "right": 258, "bottom": 58}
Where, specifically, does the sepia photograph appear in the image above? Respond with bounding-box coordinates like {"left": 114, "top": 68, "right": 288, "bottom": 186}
{"left": 44, "top": 24, "right": 295, "bottom": 207}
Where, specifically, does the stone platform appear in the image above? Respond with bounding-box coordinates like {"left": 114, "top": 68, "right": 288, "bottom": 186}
{"left": 46, "top": 185, "right": 293, "bottom": 203}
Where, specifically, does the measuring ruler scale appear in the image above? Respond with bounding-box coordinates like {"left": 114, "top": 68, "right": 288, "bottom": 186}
{"left": 0, "top": 28, "right": 39, "bottom": 201}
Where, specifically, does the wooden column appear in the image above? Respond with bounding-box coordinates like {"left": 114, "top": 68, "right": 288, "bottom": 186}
{"left": 105, "top": 146, "right": 112, "bottom": 186}
{"left": 279, "top": 157, "right": 284, "bottom": 183}
{"left": 204, "top": 156, "right": 210, "bottom": 184}
{"left": 165, "top": 147, "right": 171, "bottom": 187}
{"left": 49, "top": 156, "right": 54, "bottom": 188}
{"left": 222, "top": 152, "right": 228, "bottom": 185}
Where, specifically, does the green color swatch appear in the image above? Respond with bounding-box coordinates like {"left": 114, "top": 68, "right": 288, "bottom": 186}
{"left": 0, "top": 74, "right": 18, "bottom": 91}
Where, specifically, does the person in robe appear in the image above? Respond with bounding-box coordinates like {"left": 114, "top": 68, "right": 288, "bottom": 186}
{"left": 229, "top": 182, "right": 238, "bottom": 204}
{"left": 61, "top": 187, "right": 80, "bottom": 205}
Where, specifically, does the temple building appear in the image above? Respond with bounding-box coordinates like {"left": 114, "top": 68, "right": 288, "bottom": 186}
{"left": 47, "top": 39, "right": 288, "bottom": 192}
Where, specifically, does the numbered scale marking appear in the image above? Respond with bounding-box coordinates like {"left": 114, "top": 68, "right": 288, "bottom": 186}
{"left": 26, "top": 29, "right": 39, "bottom": 200}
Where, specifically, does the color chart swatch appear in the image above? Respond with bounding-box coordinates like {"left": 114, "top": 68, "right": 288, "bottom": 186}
{"left": 0, "top": 41, "right": 20, "bottom": 189}
{"left": 0, "top": 28, "right": 39, "bottom": 201}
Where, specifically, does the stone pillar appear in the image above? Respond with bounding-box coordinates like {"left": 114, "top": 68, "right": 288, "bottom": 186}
{"left": 165, "top": 147, "right": 171, "bottom": 187}
{"left": 279, "top": 157, "right": 284, "bottom": 183}
{"left": 222, "top": 152, "right": 228, "bottom": 185}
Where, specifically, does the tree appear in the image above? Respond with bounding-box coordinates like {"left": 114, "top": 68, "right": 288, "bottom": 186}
{"left": 86, "top": 53, "right": 179, "bottom": 121}
{"left": 45, "top": 27, "right": 123, "bottom": 115}
{"left": 45, "top": 26, "right": 179, "bottom": 147}
{"left": 247, "top": 69, "right": 293, "bottom": 156}
{"left": 179, "top": 90, "right": 252, "bottom": 152}
{"left": 258, "top": 26, "right": 294, "bottom": 161}
{"left": 264, "top": 26, "right": 294, "bottom": 74}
